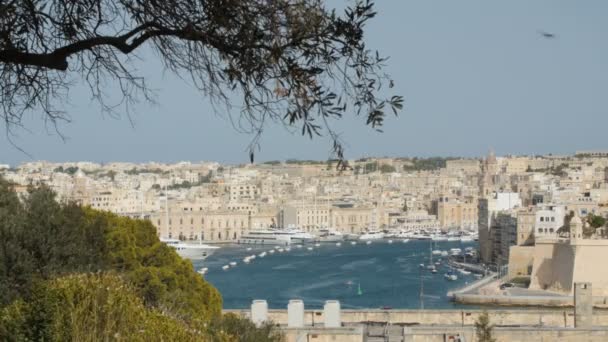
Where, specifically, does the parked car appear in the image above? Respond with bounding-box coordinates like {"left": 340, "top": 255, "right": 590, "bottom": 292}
{"left": 499, "top": 283, "right": 514, "bottom": 290}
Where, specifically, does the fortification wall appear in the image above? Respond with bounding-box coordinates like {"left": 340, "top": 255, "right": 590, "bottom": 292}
{"left": 508, "top": 245, "right": 534, "bottom": 278}
{"left": 529, "top": 240, "right": 574, "bottom": 293}
{"left": 572, "top": 241, "right": 608, "bottom": 296}
{"left": 225, "top": 308, "right": 608, "bottom": 327}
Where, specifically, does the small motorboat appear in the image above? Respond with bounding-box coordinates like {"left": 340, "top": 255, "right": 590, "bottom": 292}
{"left": 458, "top": 269, "right": 471, "bottom": 275}
{"left": 307, "top": 247, "right": 314, "bottom": 251}
{"left": 269, "top": 250, "right": 275, "bottom": 254}
{"left": 387, "top": 240, "right": 393, "bottom": 244}
{"left": 336, "top": 242, "right": 342, "bottom": 246}
{"left": 366, "top": 241, "right": 372, "bottom": 245}
{"left": 246, "top": 247, "right": 252, "bottom": 251}
{"left": 229, "top": 261, "right": 237, "bottom": 267}
{"left": 351, "top": 241, "right": 357, "bottom": 245}
{"left": 285, "top": 247, "right": 291, "bottom": 252}
{"left": 444, "top": 273, "right": 458, "bottom": 281}
{"left": 402, "top": 239, "right": 410, "bottom": 243}
{"left": 222, "top": 265, "right": 230, "bottom": 271}
{"left": 278, "top": 248, "right": 284, "bottom": 253}
{"left": 258, "top": 252, "right": 267, "bottom": 258}
{"left": 197, "top": 267, "right": 208, "bottom": 275}
{"left": 315, "top": 243, "right": 321, "bottom": 247}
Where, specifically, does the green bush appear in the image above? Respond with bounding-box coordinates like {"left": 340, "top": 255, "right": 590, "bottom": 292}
{"left": 0, "top": 178, "right": 282, "bottom": 341}
{"left": 1, "top": 273, "right": 201, "bottom": 341}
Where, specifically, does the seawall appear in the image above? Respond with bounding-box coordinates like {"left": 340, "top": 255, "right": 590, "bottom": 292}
{"left": 224, "top": 308, "right": 608, "bottom": 327}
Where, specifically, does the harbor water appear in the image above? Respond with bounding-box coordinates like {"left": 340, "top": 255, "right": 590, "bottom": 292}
{"left": 194, "top": 240, "right": 480, "bottom": 309}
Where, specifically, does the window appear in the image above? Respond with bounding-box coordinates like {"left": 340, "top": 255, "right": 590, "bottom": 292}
{"left": 551, "top": 217, "right": 555, "bottom": 222}
{"left": 540, "top": 217, "right": 544, "bottom": 222}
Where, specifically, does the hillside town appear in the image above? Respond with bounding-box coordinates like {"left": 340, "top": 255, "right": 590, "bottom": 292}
{"left": 4, "top": 151, "right": 608, "bottom": 339}
{"left": 3, "top": 151, "right": 608, "bottom": 266}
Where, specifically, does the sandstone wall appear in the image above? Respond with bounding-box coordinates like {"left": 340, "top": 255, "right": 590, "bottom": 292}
{"left": 508, "top": 245, "right": 534, "bottom": 278}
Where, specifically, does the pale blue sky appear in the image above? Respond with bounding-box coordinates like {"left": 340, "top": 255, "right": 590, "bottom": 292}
{"left": 2, "top": 0, "right": 607, "bottom": 166}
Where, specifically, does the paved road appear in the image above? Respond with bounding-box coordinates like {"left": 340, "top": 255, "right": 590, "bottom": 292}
{"left": 506, "top": 288, "right": 566, "bottom": 297}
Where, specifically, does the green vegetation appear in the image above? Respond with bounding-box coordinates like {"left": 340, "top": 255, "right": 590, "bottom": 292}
{"left": 402, "top": 157, "right": 455, "bottom": 171}
{"left": 1, "top": 273, "right": 200, "bottom": 341}
{"left": 530, "top": 163, "right": 569, "bottom": 177}
{"left": 207, "top": 313, "right": 283, "bottom": 342}
{"left": 125, "top": 168, "right": 170, "bottom": 175}
{"left": 364, "top": 162, "right": 378, "bottom": 173}
{"left": 379, "top": 164, "right": 396, "bottom": 173}
{"left": 285, "top": 159, "right": 325, "bottom": 165}
{"left": 475, "top": 311, "right": 496, "bottom": 342}
{"left": 509, "top": 276, "right": 531, "bottom": 288}
{"left": 262, "top": 160, "right": 282, "bottom": 166}
{"left": 53, "top": 166, "right": 80, "bottom": 175}
{"left": 585, "top": 214, "right": 606, "bottom": 237}
{"left": 355, "top": 162, "right": 396, "bottom": 174}
{"left": 0, "top": 177, "right": 280, "bottom": 341}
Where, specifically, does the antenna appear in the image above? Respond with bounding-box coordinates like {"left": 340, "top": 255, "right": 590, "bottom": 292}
{"left": 420, "top": 268, "right": 424, "bottom": 310}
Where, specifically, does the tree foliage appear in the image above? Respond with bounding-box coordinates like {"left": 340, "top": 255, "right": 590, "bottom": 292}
{"left": 206, "top": 313, "right": 284, "bottom": 342}
{"left": 474, "top": 311, "right": 496, "bottom": 342}
{"left": 402, "top": 157, "right": 453, "bottom": 171}
{"left": 584, "top": 213, "right": 606, "bottom": 237}
{"left": 0, "top": 179, "right": 281, "bottom": 340}
{"left": 379, "top": 164, "right": 396, "bottom": 173}
{"left": 0, "top": 0, "right": 402, "bottom": 164}
{"left": 0, "top": 179, "right": 105, "bottom": 306}
{"left": 1, "top": 273, "right": 201, "bottom": 341}
{"left": 0, "top": 179, "right": 219, "bottom": 324}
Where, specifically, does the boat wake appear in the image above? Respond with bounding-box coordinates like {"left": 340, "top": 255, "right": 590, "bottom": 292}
{"left": 340, "top": 258, "right": 378, "bottom": 271}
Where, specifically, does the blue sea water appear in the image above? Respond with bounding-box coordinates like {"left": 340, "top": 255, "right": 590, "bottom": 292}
{"left": 193, "top": 240, "right": 479, "bottom": 309}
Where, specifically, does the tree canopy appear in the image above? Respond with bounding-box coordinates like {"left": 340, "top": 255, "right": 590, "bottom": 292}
{"left": 0, "top": 178, "right": 287, "bottom": 340}
{"left": 0, "top": 0, "right": 402, "bottom": 163}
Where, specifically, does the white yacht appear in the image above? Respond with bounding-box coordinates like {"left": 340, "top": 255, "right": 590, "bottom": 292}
{"left": 316, "top": 228, "right": 344, "bottom": 242}
{"left": 287, "top": 228, "right": 316, "bottom": 244}
{"left": 431, "top": 235, "right": 448, "bottom": 241}
{"left": 238, "top": 228, "right": 314, "bottom": 245}
{"left": 359, "top": 230, "right": 385, "bottom": 240}
{"left": 160, "top": 238, "right": 219, "bottom": 260}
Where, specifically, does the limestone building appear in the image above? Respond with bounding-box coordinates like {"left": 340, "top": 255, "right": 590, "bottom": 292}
{"left": 529, "top": 212, "right": 608, "bottom": 296}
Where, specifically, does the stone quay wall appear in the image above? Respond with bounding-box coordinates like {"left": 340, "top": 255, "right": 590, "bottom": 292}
{"left": 225, "top": 308, "right": 608, "bottom": 328}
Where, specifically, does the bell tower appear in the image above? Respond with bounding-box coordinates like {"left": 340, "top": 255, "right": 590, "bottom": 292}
{"left": 570, "top": 212, "right": 583, "bottom": 241}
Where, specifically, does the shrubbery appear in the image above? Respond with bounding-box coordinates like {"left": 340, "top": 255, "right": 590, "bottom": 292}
{"left": 0, "top": 177, "right": 280, "bottom": 341}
